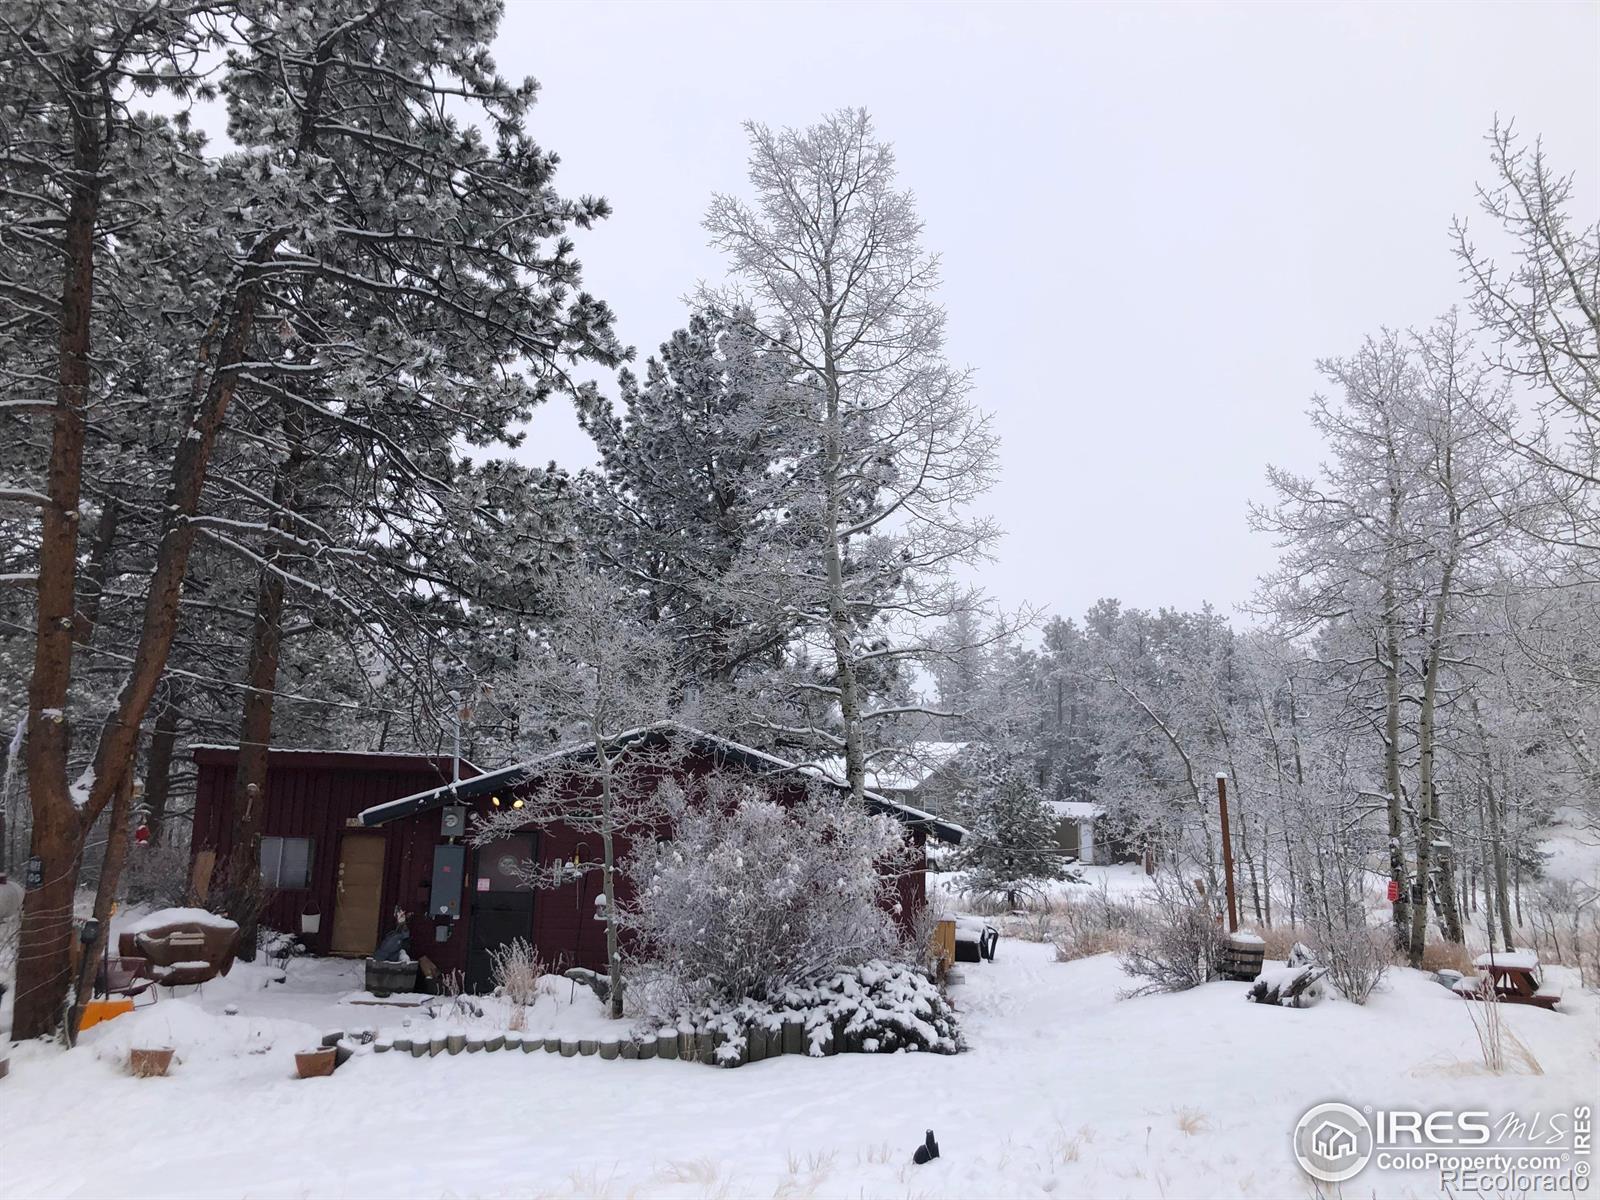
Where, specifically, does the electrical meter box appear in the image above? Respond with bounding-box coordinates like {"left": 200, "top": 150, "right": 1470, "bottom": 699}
{"left": 440, "top": 804, "right": 467, "bottom": 838}
{"left": 430, "top": 843, "right": 465, "bottom": 918}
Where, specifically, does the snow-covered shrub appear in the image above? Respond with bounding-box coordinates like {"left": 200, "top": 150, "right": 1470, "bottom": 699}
{"left": 624, "top": 779, "right": 911, "bottom": 1008}
{"left": 489, "top": 937, "right": 545, "bottom": 1008}
{"left": 1118, "top": 870, "right": 1223, "bottom": 996}
{"left": 795, "top": 961, "right": 962, "bottom": 1054}
{"left": 1307, "top": 914, "right": 1388, "bottom": 1004}
{"left": 690, "top": 960, "right": 962, "bottom": 1062}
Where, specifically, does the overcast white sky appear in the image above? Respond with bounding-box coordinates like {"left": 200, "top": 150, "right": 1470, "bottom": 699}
{"left": 496, "top": 0, "right": 1598, "bottom": 624}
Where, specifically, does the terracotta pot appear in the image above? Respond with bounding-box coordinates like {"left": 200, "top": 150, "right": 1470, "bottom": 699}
{"left": 129, "top": 1047, "right": 174, "bottom": 1078}
{"left": 294, "top": 1047, "right": 337, "bottom": 1079}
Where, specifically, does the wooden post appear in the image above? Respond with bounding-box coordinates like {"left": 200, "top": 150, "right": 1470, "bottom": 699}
{"left": 933, "top": 919, "right": 956, "bottom": 974}
{"left": 1216, "top": 773, "right": 1239, "bottom": 933}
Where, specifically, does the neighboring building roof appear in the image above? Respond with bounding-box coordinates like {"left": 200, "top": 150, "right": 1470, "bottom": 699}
{"left": 812, "top": 741, "right": 970, "bottom": 794}
{"left": 190, "top": 744, "right": 476, "bottom": 776}
{"left": 1045, "top": 800, "right": 1102, "bottom": 820}
{"left": 356, "top": 722, "right": 966, "bottom": 843}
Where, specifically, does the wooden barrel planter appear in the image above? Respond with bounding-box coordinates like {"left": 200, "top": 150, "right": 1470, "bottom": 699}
{"left": 363, "top": 958, "right": 419, "bottom": 998}
{"left": 129, "top": 1047, "right": 175, "bottom": 1078}
{"left": 1217, "top": 932, "right": 1266, "bottom": 981}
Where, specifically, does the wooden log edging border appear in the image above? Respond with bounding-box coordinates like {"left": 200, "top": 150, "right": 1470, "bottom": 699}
{"left": 320, "top": 1014, "right": 943, "bottom": 1068}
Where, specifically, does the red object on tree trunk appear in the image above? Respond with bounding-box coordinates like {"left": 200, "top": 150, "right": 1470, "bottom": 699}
{"left": 134, "top": 824, "right": 150, "bottom": 846}
{"left": 1386, "top": 879, "right": 1400, "bottom": 902}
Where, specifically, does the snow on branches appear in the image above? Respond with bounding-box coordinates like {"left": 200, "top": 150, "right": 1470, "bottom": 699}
{"left": 623, "top": 777, "right": 911, "bottom": 1010}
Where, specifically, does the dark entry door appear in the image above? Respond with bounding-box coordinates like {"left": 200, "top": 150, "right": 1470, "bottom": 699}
{"left": 466, "top": 833, "right": 536, "bottom": 993}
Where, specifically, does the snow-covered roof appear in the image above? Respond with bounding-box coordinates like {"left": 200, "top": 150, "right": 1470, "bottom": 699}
{"left": 357, "top": 722, "right": 967, "bottom": 843}
{"left": 812, "top": 741, "right": 969, "bottom": 794}
{"left": 191, "top": 743, "right": 475, "bottom": 770}
{"left": 1045, "top": 800, "right": 1102, "bottom": 820}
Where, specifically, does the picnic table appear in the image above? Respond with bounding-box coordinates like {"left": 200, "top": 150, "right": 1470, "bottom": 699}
{"left": 1452, "top": 950, "right": 1562, "bottom": 1010}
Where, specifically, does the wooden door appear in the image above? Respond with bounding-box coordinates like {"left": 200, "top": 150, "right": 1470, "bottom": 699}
{"left": 330, "top": 833, "right": 386, "bottom": 956}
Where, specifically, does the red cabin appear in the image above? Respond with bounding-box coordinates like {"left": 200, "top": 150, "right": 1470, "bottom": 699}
{"left": 190, "top": 724, "right": 963, "bottom": 991}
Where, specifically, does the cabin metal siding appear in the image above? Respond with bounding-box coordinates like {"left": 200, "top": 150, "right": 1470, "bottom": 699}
{"left": 191, "top": 743, "right": 929, "bottom": 982}
{"left": 191, "top": 751, "right": 465, "bottom": 960}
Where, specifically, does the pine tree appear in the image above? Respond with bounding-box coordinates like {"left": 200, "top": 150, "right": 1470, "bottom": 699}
{"left": 954, "top": 748, "right": 1072, "bottom": 908}
{"left": 578, "top": 309, "right": 799, "bottom": 691}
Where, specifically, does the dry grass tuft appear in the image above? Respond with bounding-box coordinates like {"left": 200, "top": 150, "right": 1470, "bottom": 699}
{"left": 1174, "top": 1106, "right": 1210, "bottom": 1136}
{"left": 1254, "top": 925, "right": 1316, "bottom": 962}
{"left": 1463, "top": 987, "right": 1544, "bottom": 1076}
{"left": 1417, "top": 938, "right": 1476, "bottom": 975}
{"left": 1054, "top": 927, "right": 1136, "bottom": 961}
{"left": 1051, "top": 1119, "right": 1085, "bottom": 1164}
{"left": 787, "top": 1149, "right": 838, "bottom": 1175}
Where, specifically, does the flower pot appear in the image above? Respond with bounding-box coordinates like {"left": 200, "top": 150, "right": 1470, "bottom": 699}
{"left": 300, "top": 905, "right": 321, "bottom": 935}
{"left": 129, "top": 1047, "right": 174, "bottom": 1078}
{"left": 294, "top": 1047, "right": 337, "bottom": 1079}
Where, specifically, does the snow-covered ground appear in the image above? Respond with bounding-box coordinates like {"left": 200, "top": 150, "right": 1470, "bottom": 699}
{"left": 2, "top": 927, "right": 1593, "bottom": 1198}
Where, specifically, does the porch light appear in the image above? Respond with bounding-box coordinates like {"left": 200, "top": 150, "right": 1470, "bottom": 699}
{"left": 512, "top": 798, "right": 524, "bottom": 810}
{"left": 490, "top": 795, "right": 501, "bottom": 807}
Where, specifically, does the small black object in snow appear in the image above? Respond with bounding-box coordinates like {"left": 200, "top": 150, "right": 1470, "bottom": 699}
{"left": 912, "top": 1129, "right": 940, "bottom": 1165}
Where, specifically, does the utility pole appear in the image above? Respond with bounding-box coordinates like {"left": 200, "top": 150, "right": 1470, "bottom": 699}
{"left": 448, "top": 689, "right": 465, "bottom": 783}
{"left": 1216, "top": 773, "right": 1239, "bottom": 933}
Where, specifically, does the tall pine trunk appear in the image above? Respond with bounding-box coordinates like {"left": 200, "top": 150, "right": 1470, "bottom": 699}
{"left": 225, "top": 412, "right": 307, "bottom": 961}
{"left": 72, "top": 495, "right": 119, "bottom": 647}
{"left": 14, "top": 53, "right": 102, "bottom": 1042}
{"left": 67, "top": 772, "right": 133, "bottom": 1042}
{"left": 13, "top": 233, "right": 278, "bottom": 1038}
{"left": 142, "top": 696, "right": 181, "bottom": 846}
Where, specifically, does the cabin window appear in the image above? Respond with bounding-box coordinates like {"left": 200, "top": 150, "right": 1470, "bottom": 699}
{"left": 260, "top": 836, "right": 314, "bottom": 890}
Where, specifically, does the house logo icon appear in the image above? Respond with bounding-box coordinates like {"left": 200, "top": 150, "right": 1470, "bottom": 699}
{"left": 1293, "top": 1102, "right": 1374, "bottom": 1182}
{"left": 1311, "top": 1120, "right": 1358, "bottom": 1160}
